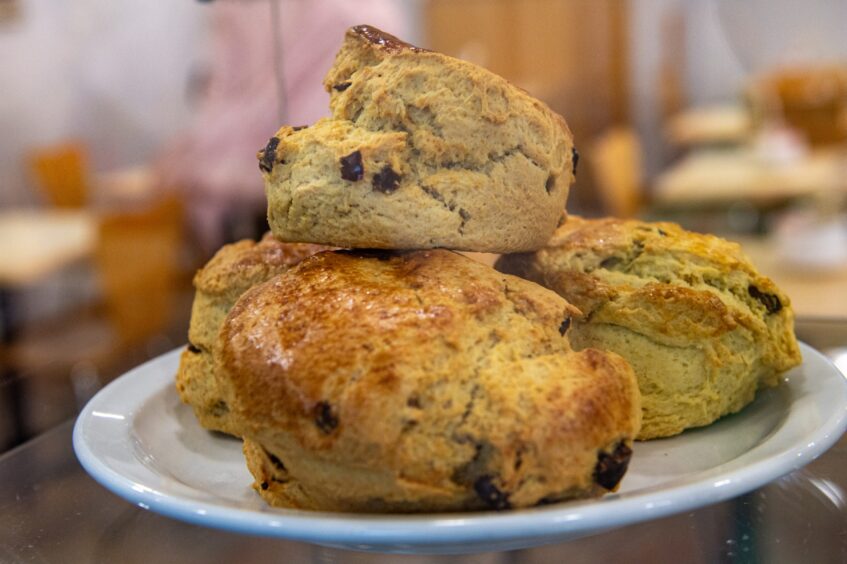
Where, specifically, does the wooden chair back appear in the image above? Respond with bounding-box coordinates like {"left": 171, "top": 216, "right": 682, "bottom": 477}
{"left": 748, "top": 66, "right": 847, "bottom": 147}
{"left": 589, "top": 127, "right": 644, "bottom": 218}
{"left": 93, "top": 196, "right": 184, "bottom": 346}
{"left": 27, "top": 142, "right": 89, "bottom": 208}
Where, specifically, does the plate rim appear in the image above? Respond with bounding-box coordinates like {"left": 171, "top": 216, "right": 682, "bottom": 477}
{"left": 73, "top": 342, "right": 847, "bottom": 550}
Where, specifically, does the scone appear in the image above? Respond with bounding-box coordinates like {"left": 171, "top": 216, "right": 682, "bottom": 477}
{"left": 217, "top": 249, "right": 641, "bottom": 512}
{"left": 496, "top": 216, "right": 802, "bottom": 440}
{"left": 175, "top": 233, "right": 330, "bottom": 435}
{"left": 260, "top": 25, "right": 576, "bottom": 253}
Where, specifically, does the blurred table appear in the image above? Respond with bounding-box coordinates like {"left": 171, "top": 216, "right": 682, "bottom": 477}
{"left": 654, "top": 148, "right": 847, "bottom": 207}
{"left": 0, "top": 209, "right": 95, "bottom": 287}
{"left": 0, "top": 209, "right": 95, "bottom": 449}
{"left": 665, "top": 104, "right": 752, "bottom": 147}
{"left": 0, "top": 319, "right": 845, "bottom": 563}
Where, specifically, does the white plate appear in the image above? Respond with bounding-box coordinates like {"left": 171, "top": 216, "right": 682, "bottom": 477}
{"left": 73, "top": 343, "right": 847, "bottom": 554}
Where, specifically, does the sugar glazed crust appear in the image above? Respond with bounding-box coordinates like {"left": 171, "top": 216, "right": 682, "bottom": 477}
{"left": 175, "top": 233, "right": 331, "bottom": 435}
{"left": 260, "top": 25, "right": 576, "bottom": 253}
{"left": 496, "top": 216, "right": 802, "bottom": 439}
{"left": 217, "top": 250, "right": 641, "bottom": 512}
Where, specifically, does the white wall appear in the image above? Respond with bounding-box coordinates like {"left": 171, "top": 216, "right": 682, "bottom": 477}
{"left": 0, "top": 0, "right": 210, "bottom": 206}
{"left": 681, "top": 1, "right": 746, "bottom": 107}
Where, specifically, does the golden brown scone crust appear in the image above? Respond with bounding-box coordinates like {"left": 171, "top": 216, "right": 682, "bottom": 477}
{"left": 496, "top": 216, "right": 802, "bottom": 440}
{"left": 175, "top": 233, "right": 330, "bottom": 435}
{"left": 260, "top": 25, "right": 575, "bottom": 253}
{"left": 218, "top": 250, "right": 640, "bottom": 512}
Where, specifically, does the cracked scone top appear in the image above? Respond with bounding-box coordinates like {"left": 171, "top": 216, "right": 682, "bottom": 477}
{"left": 217, "top": 249, "right": 640, "bottom": 512}
{"left": 259, "top": 25, "right": 576, "bottom": 253}
{"left": 176, "top": 233, "right": 330, "bottom": 435}
{"left": 496, "top": 216, "right": 802, "bottom": 440}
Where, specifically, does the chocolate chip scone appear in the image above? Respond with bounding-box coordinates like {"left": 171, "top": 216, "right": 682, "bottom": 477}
{"left": 217, "top": 249, "right": 640, "bottom": 512}
{"left": 260, "top": 25, "right": 576, "bottom": 253}
{"left": 496, "top": 216, "right": 802, "bottom": 440}
{"left": 176, "top": 233, "right": 330, "bottom": 435}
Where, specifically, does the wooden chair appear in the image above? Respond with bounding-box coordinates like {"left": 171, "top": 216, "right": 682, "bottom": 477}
{"left": 94, "top": 196, "right": 185, "bottom": 347}
{"left": 747, "top": 66, "right": 847, "bottom": 147}
{"left": 27, "top": 141, "right": 90, "bottom": 208}
{"left": 589, "top": 127, "right": 644, "bottom": 218}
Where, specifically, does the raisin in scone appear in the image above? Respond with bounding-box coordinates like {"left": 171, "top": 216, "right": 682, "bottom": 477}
{"left": 216, "top": 249, "right": 640, "bottom": 512}
{"left": 496, "top": 217, "right": 802, "bottom": 440}
{"left": 260, "top": 25, "right": 576, "bottom": 253}
{"left": 176, "top": 233, "right": 330, "bottom": 435}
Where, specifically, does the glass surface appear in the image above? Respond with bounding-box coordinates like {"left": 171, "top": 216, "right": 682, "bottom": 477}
{"left": 1, "top": 318, "right": 846, "bottom": 562}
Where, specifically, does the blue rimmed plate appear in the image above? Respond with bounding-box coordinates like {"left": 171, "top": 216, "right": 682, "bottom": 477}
{"left": 73, "top": 343, "right": 847, "bottom": 554}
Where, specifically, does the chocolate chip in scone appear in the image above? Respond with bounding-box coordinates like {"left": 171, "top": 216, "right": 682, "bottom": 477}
{"left": 187, "top": 342, "right": 202, "bottom": 354}
{"left": 451, "top": 441, "right": 496, "bottom": 486}
{"left": 459, "top": 208, "right": 471, "bottom": 221}
{"left": 474, "top": 475, "right": 511, "bottom": 510}
{"left": 572, "top": 147, "right": 580, "bottom": 176}
{"left": 267, "top": 451, "right": 286, "bottom": 472}
{"left": 340, "top": 150, "right": 364, "bottom": 181}
{"left": 406, "top": 394, "right": 422, "bottom": 408}
{"left": 545, "top": 174, "right": 556, "bottom": 193}
{"left": 314, "top": 401, "right": 339, "bottom": 434}
{"left": 210, "top": 400, "right": 229, "bottom": 417}
{"left": 333, "top": 82, "right": 352, "bottom": 92}
{"left": 401, "top": 419, "right": 419, "bottom": 432}
{"left": 593, "top": 441, "right": 633, "bottom": 490}
{"left": 558, "top": 317, "right": 571, "bottom": 336}
{"left": 260, "top": 481, "right": 269, "bottom": 490}
{"left": 748, "top": 285, "right": 782, "bottom": 314}
{"left": 258, "top": 137, "right": 280, "bottom": 173}
{"left": 657, "top": 228, "right": 668, "bottom": 237}
{"left": 372, "top": 165, "right": 401, "bottom": 193}
{"left": 292, "top": 125, "right": 308, "bottom": 131}
{"left": 513, "top": 449, "right": 523, "bottom": 471}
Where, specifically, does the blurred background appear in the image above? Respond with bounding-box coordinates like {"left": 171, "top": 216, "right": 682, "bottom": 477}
{"left": 1, "top": 0, "right": 846, "bottom": 452}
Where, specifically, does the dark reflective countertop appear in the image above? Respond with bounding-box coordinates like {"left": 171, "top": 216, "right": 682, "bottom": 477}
{"left": 2, "top": 318, "right": 846, "bottom": 563}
